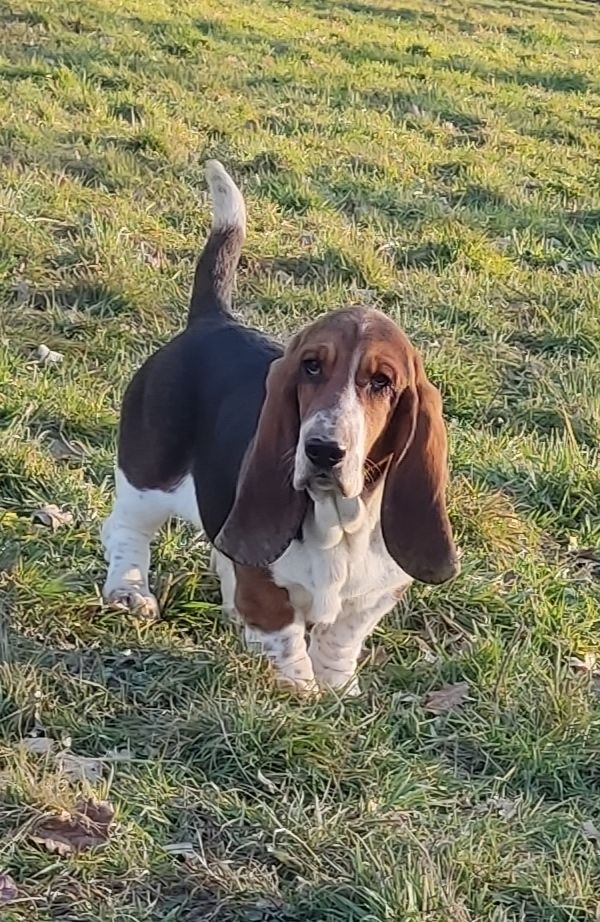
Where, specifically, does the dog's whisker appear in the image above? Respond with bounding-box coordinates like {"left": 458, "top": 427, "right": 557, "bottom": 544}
{"left": 363, "top": 457, "right": 385, "bottom": 485}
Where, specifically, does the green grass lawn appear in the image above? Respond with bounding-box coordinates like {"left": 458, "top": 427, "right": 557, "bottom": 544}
{"left": 1, "top": 0, "right": 599, "bottom": 918}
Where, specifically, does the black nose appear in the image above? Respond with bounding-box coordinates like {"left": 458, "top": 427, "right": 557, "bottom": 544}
{"left": 305, "top": 438, "right": 346, "bottom": 469}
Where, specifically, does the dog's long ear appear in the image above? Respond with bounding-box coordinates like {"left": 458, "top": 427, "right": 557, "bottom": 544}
{"left": 381, "top": 355, "right": 459, "bottom": 584}
{"left": 215, "top": 355, "right": 308, "bottom": 567}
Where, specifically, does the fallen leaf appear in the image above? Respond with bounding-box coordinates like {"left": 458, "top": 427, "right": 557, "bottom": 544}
{"left": 416, "top": 638, "right": 438, "bottom": 664}
{"left": 391, "top": 690, "right": 419, "bottom": 707}
{"left": 350, "top": 287, "right": 377, "bottom": 304}
{"left": 19, "top": 736, "right": 55, "bottom": 756}
{"left": 103, "top": 746, "right": 132, "bottom": 762}
{"left": 257, "top": 769, "right": 278, "bottom": 793}
{"left": 244, "top": 900, "right": 284, "bottom": 922}
{"left": 581, "top": 819, "right": 600, "bottom": 849}
{"left": 495, "top": 797, "right": 517, "bottom": 819}
{"left": 423, "top": 681, "right": 470, "bottom": 715}
{"left": 568, "top": 653, "right": 598, "bottom": 673}
{"left": 56, "top": 752, "right": 104, "bottom": 784}
{"left": 13, "top": 279, "right": 31, "bottom": 302}
{"left": 568, "top": 654, "right": 600, "bottom": 698}
{"left": 377, "top": 240, "right": 396, "bottom": 257}
{"left": 30, "top": 799, "right": 114, "bottom": 856}
{"left": 406, "top": 43, "right": 431, "bottom": 57}
{"left": 164, "top": 842, "right": 201, "bottom": 862}
{"left": 361, "top": 644, "right": 390, "bottom": 667}
{"left": 475, "top": 796, "right": 518, "bottom": 820}
{"left": 0, "top": 872, "right": 18, "bottom": 904}
{"left": 36, "top": 344, "right": 63, "bottom": 365}
{"left": 47, "top": 437, "right": 81, "bottom": 462}
{"left": 139, "top": 241, "right": 163, "bottom": 269}
{"left": 32, "top": 504, "right": 73, "bottom": 531}
{"left": 409, "top": 102, "right": 426, "bottom": 117}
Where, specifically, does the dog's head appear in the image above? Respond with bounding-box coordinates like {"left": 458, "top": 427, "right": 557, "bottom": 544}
{"left": 216, "top": 307, "right": 458, "bottom": 583}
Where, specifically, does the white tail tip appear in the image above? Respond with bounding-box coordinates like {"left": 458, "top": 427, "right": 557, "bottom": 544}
{"left": 205, "top": 160, "right": 246, "bottom": 233}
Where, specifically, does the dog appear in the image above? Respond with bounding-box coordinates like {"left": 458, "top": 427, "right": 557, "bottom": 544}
{"left": 102, "top": 160, "right": 459, "bottom": 695}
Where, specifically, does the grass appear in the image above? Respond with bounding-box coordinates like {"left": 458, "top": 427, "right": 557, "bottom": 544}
{"left": 0, "top": 0, "right": 599, "bottom": 918}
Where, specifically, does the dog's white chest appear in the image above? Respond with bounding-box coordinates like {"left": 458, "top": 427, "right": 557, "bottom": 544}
{"left": 272, "top": 493, "right": 411, "bottom": 624}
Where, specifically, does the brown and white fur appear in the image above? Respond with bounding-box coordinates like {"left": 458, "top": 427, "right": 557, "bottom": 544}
{"left": 102, "top": 161, "right": 459, "bottom": 695}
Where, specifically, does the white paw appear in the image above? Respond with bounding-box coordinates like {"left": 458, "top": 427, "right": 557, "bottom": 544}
{"left": 313, "top": 667, "right": 362, "bottom": 698}
{"left": 275, "top": 673, "right": 320, "bottom": 698}
{"left": 104, "top": 588, "right": 160, "bottom": 621}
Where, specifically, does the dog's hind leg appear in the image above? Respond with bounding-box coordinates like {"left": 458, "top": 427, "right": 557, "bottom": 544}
{"left": 101, "top": 469, "right": 177, "bottom": 620}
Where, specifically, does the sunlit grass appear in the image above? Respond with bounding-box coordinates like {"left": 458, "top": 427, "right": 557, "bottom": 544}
{"left": 1, "top": 0, "right": 599, "bottom": 918}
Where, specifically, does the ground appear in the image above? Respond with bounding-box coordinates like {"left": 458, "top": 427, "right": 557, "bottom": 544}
{"left": 0, "top": 0, "right": 599, "bottom": 918}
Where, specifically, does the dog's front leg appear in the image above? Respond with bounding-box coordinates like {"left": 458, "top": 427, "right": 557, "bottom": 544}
{"left": 234, "top": 565, "right": 315, "bottom": 693}
{"left": 309, "top": 590, "right": 403, "bottom": 696}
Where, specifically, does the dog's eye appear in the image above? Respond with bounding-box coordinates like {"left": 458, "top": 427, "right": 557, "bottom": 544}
{"left": 371, "top": 372, "right": 392, "bottom": 393}
{"left": 303, "top": 358, "right": 321, "bottom": 377}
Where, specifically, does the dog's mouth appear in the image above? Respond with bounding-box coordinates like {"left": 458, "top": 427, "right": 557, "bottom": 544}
{"left": 316, "top": 478, "right": 344, "bottom": 498}
{"left": 302, "top": 468, "right": 362, "bottom": 500}
{"left": 312, "top": 470, "right": 338, "bottom": 488}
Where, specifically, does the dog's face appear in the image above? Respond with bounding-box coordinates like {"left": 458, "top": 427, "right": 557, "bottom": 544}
{"left": 291, "top": 310, "right": 414, "bottom": 499}
{"left": 216, "top": 306, "right": 458, "bottom": 584}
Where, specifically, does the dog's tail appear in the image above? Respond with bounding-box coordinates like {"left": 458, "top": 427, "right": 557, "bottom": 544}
{"left": 187, "top": 160, "right": 246, "bottom": 324}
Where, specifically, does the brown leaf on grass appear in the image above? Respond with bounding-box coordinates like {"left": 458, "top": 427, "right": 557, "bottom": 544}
{"left": 493, "top": 797, "right": 518, "bottom": 820}
{"left": 474, "top": 796, "right": 518, "bottom": 820}
{"left": 350, "top": 286, "right": 377, "bottom": 305}
{"left": 47, "top": 436, "right": 82, "bottom": 462}
{"left": 103, "top": 746, "right": 132, "bottom": 762}
{"left": 19, "top": 736, "right": 55, "bottom": 756}
{"left": 581, "top": 819, "right": 600, "bottom": 850}
{"left": 0, "top": 872, "right": 18, "bottom": 904}
{"left": 568, "top": 654, "right": 600, "bottom": 697}
{"left": 56, "top": 752, "right": 104, "bottom": 784}
{"left": 409, "top": 102, "right": 427, "bottom": 118}
{"left": 360, "top": 644, "right": 391, "bottom": 667}
{"left": 416, "top": 637, "right": 438, "bottom": 664}
{"left": 568, "top": 653, "right": 598, "bottom": 673}
{"left": 36, "top": 344, "right": 63, "bottom": 365}
{"left": 257, "top": 769, "right": 278, "bottom": 793}
{"left": 32, "top": 504, "right": 73, "bottom": 531}
{"left": 565, "top": 546, "right": 600, "bottom": 581}
{"left": 13, "top": 279, "right": 31, "bottom": 303}
{"left": 163, "top": 842, "right": 201, "bottom": 863}
{"left": 30, "top": 799, "right": 114, "bottom": 856}
{"left": 423, "top": 681, "right": 470, "bottom": 715}
{"left": 139, "top": 241, "right": 163, "bottom": 269}
{"left": 299, "top": 231, "right": 316, "bottom": 247}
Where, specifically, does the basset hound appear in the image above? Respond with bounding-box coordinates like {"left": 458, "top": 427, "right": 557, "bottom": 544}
{"left": 102, "top": 161, "right": 459, "bottom": 695}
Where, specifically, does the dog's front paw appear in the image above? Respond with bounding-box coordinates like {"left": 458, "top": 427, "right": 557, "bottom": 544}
{"left": 104, "top": 589, "right": 160, "bottom": 621}
{"left": 313, "top": 666, "right": 362, "bottom": 698}
{"left": 275, "top": 673, "right": 321, "bottom": 698}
